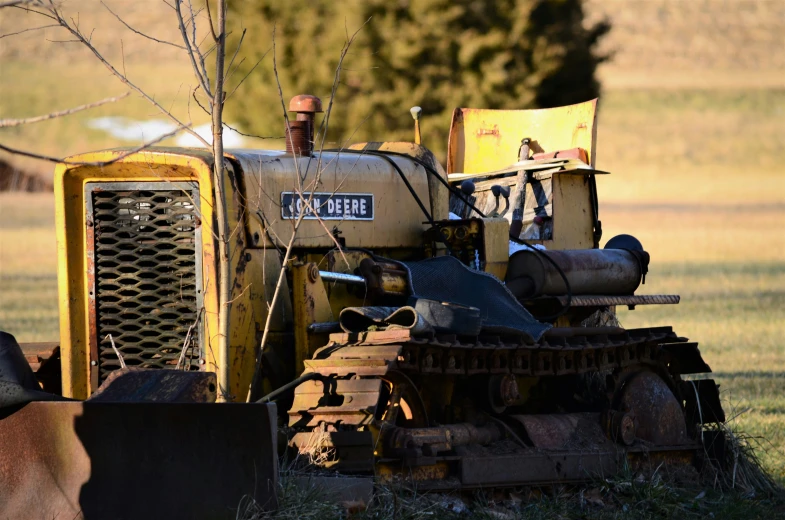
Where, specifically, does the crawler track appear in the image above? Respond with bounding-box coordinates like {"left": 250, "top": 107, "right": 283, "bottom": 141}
{"left": 288, "top": 326, "right": 725, "bottom": 487}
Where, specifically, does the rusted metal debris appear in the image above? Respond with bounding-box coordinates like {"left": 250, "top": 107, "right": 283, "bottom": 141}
{"left": 513, "top": 414, "right": 582, "bottom": 450}
{"left": 1, "top": 333, "right": 64, "bottom": 408}
{"left": 386, "top": 422, "right": 503, "bottom": 457}
{"left": 0, "top": 401, "right": 278, "bottom": 520}
{"left": 87, "top": 367, "right": 218, "bottom": 403}
{"left": 18, "top": 341, "right": 59, "bottom": 372}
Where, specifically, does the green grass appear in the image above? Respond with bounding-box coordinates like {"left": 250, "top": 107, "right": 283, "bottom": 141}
{"left": 614, "top": 261, "right": 785, "bottom": 485}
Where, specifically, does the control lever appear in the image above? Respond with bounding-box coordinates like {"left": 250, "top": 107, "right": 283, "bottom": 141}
{"left": 460, "top": 180, "right": 475, "bottom": 197}
{"left": 457, "top": 180, "right": 476, "bottom": 218}
{"left": 490, "top": 185, "right": 511, "bottom": 217}
{"left": 410, "top": 106, "right": 422, "bottom": 145}
{"left": 509, "top": 137, "right": 531, "bottom": 238}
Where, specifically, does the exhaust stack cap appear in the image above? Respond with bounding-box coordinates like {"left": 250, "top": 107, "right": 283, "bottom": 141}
{"left": 286, "top": 95, "right": 322, "bottom": 156}
{"left": 289, "top": 95, "right": 323, "bottom": 117}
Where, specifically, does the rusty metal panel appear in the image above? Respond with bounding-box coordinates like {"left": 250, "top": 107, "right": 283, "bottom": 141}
{"left": 231, "top": 150, "right": 432, "bottom": 250}
{"left": 18, "top": 342, "right": 59, "bottom": 372}
{"left": 461, "top": 451, "right": 618, "bottom": 486}
{"left": 0, "top": 401, "right": 278, "bottom": 519}
{"left": 290, "top": 377, "right": 383, "bottom": 428}
{"left": 661, "top": 342, "right": 712, "bottom": 375}
{"left": 681, "top": 379, "right": 725, "bottom": 424}
{"left": 87, "top": 368, "right": 217, "bottom": 403}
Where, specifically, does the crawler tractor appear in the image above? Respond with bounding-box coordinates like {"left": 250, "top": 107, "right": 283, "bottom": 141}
{"left": 0, "top": 96, "right": 726, "bottom": 516}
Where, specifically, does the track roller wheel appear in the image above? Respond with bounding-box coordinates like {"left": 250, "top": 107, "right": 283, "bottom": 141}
{"left": 613, "top": 367, "right": 690, "bottom": 446}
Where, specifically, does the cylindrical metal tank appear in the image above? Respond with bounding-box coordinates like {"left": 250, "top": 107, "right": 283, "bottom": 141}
{"left": 505, "top": 248, "right": 649, "bottom": 299}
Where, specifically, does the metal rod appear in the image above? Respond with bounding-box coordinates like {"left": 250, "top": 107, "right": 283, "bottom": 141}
{"left": 256, "top": 372, "right": 321, "bottom": 403}
{"left": 307, "top": 321, "right": 342, "bottom": 334}
{"left": 319, "top": 271, "right": 366, "bottom": 286}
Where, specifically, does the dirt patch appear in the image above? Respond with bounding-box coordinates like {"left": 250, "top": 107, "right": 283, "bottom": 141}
{"left": 0, "top": 159, "right": 52, "bottom": 192}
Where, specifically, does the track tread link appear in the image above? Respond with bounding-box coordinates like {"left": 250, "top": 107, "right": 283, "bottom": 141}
{"left": 289, "top": 326, "right": 711, "bottom": 428}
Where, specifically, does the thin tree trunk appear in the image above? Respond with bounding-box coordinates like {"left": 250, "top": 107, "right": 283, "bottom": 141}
{"left": 212, "top": 0, "right": 232, "bottom": 401}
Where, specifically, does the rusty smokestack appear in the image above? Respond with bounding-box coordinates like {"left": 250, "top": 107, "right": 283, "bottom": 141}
{"left": 287, "top": 94, "right": 323, "bottom": 156}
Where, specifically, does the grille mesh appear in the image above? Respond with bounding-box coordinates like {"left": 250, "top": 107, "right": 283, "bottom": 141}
{"left": 90, "top": 186, "right": 202, "bottom": 381}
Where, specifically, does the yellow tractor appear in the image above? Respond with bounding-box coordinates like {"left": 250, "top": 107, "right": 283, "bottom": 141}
{"left": 0, "top": 96, "right": 725, "bottom": 517}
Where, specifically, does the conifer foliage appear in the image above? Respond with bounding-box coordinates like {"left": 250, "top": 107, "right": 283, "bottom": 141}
{"left": 227, "top": 0, "right": 609, "bottom": 157}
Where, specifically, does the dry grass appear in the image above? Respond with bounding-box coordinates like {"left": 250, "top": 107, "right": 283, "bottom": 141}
{"left": 596, "top": 89, "right": 785, "bottom": 205}
{"left": 239, "top": 463, "right": 782, "bottom": 520}
{"left": 585, "top": 0, "right": 785, "bottom": 89}
{"left": 0, "top": 194, "right": 57, "bottom": 342}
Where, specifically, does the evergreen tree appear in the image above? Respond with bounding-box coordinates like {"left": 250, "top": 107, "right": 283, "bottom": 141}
{"left": 227, "top": 0, "right": 609, "bottom": 158}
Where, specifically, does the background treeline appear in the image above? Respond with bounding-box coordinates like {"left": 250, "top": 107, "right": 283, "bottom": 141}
{"left": 227, "top": 0, "right": 609, "bottom": 157}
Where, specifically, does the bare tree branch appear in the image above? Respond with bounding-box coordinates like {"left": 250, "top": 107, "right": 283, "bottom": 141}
{"left": 0, "top": 23, "right": 57, "bottom": 39}
{"left": 191, "top": 86, "right": 212, "bottom": 115}
{"left": 101, "top": 1, "right": 186, "bottom": 49}
{"left": 204, "top": 0, "right": 218, "bottom": 42}
{"left": 225, "top": 47, "right": 270, "bottom": 100}
{"left": 225, "top": 27, "right": 245, "bottom": 79}
{"left": 223, "top": 55, "right": 244, "bottom": 85}
{"left": 0, "top": 0, "right": 38, "bottom": 7}
{"left": 224, "top": 121, "right": 283, "bottom": 140}
{"left": 174, "top": 0, "right": 212, "bottom": 100}
{"left": 0, "top": 124, "right": 189, "bottom": 165}
{"left": 10, "top": 4, "right": 56, "bottom": 21}
{"left": 0, "top": 93, "right": 129, "bottom": 128}
{"left": 35, "top": 1, "right": 210, "bottom": 147}
{"left": 187, "top": 1, "right": 212, "bottom": 84}
{"left": 189, "top": 0, "right": 232, "bottom": 401}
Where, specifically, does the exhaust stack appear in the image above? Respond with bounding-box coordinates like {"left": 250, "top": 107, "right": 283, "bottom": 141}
{"left": 287, "top": 94, "right": 323, "bottom": 156}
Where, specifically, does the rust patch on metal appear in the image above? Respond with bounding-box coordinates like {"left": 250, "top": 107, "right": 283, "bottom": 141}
{"left": 512, "top": 414, "right": 579, "bottom": 450}
{"left": 476, "top": 127, "right": 499, "bottom": 137}
{"left": 602, "top": 409, "right": 635, "bottom": 446}
{"left": 376, "top": 461, "right": 451, "bottom": 484}
{"left": 85, "top": 207, "right": 100, "bottom": 392}
{"left": 88, "top": 368, "right": 217, "bottom": 403}
{"left": 615, "top": 370, "right": 689, "bottom": 446}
